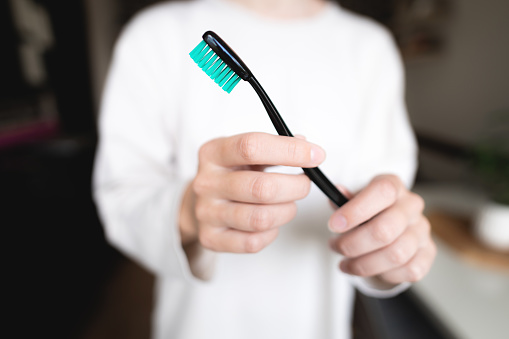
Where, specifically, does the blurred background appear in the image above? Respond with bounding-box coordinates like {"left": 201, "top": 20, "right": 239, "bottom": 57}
{"left": 2, "top": 0, "right": 508, "bottom": 338}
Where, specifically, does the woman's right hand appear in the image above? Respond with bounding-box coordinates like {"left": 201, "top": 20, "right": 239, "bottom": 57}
{"left": 179, "top": 132, "right": 326, "bottom": 253}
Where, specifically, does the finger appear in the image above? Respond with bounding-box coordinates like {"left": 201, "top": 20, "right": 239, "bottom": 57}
{"left": 198, "top": 226, "right": 279, "bottom": 253}
{"left": 338, "top": 226, "right": 421, "bottom": 277}
{"left": 198, "top": 201, "right": 298, "bottom": 232}
{"left": 328, "top": 175, "right": 405, "bottom": 233}
{"left": 216, "top": 171, "right": 312, "bottom": 204}
{"left": 377, "top": 239, "right": 437, "bottom": 284}
{"left": 331, "top": 193, "right": 424, "bottom": 258}
{"left": 331, "top": 207, "right": 407, "bottom": 258}
{"left": 201, "top": 132, "right": 325, "bottom": 168}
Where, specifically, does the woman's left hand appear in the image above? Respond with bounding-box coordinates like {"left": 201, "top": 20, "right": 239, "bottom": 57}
{"left": 328, "top": 174, "right": 436, "bottom": 285}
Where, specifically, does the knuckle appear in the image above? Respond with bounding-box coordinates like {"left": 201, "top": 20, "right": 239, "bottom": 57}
{"left": 388, "top": 245, "right": 411, "bottom": 266}
{"left": 198, "top": 140, "right": 215, "bottom": 162}
{"left": 429, "top": 239, "right": 438, "bottom": 258}
{"left": 244, "top": 234, "right": 264, "bottom": 253}
{"left": 375, "top": 177, "right": 398, "bottom": 201}
{"left": 251, "top": 175, "right": 277, "bottom": 202}
{"left": 249, "top": 207, "right": 273, "bottom": 231}
{"left": 197, "top": 144, "right": 207, "bottom": 161}
{"left": 421, "top": 217, "right": 432, "bottom": 235}
{"left": 406, "top": 264, "right": 424, "bottom": 282}
{"left": 350, "top": 262, "right": 368, "bottom": 277}
{"left": 237, "top": 133, "right": 259, "bottom": 162}
{"left": 286, "top": 140, "right": 300, "bottom": 161}
{"left": 349, "top": 203, "right": 366, "bottom": 222}
{"left": 336, "top": 238, "right": 354, "bottom": 257}
{"left": 298, "top": 176, "right": 312, "bottom": 198}
{"left": 411, "top": 193, "right": 426, "bottom": 213}
{"left": 371, "top": 222, "right": 395, "bottom": 245}
{"left": 194, "top": 200, "right": 209, "bottom": 222}
{"left": 286, "top": 202, "right": 298, "bottom": 220}
{"left": 192, "top": 176, "right": 209, "bottom": 196}
{"left": 198, "top": 229, "right": 215, "bottom": 251}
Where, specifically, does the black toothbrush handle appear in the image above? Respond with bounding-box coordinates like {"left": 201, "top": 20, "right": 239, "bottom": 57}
{"left": 302, "top": 168, "right": 348, "bottom": 207}
{"left": 248, "top": 77, "right": 348, "bottom": 208}
{"left": 201, "top": 31, "right": 348, "bottom": 207}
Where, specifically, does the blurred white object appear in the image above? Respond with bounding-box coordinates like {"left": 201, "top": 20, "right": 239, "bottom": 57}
{"left": 475, "top": 201, "right": 509, "bottom": 251}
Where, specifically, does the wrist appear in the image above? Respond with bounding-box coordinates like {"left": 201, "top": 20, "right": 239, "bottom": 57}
{"left": 179, "top": 182, "right": 198, "bottom": 246}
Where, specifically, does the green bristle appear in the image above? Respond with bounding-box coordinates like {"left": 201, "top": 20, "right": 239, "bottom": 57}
{"left": 219, "top": 69, "right": 234, "bottom": 87}
{"left": 189, "top": 39, "right": 241, "bottom": 93}
{"left": 205, "top": 59, "right": 221, "bottom": 76}
{"left": 190, "top": 42, "right": 207, "bottom": 62}
{"left": 195, "top": 45, "right": 210, "bottom": 62}
{"left": 210, "top": 62, "right": 226, "bottom": 79}
{"left": 204, "top": 55, "right": 220, "bottom": 75}
{"left": 214, "top": 67, "right": 232, "bottom": 84}
{"left": 214, "top": 68, "right": 228, "bottom": 84}
{"left": 224, "top": 75, "right": 241, "bottom": 93}
{"left": 198, "top": 50, "right": 214, "bottom": 68}
{"left": 204, "top": 55, "right": 220, "bottom": 74}
{"left": 189, "top": 40, "right": 206, "bottom": 60}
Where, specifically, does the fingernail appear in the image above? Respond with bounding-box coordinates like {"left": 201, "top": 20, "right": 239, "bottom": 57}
{"left": 328, "top": 214, "right": 348, "bottom": 233}
{"left": 310, "top": 146, "right": 325, "bottom": 164}
{"left": 328, "top": 238, "right": 337, "bottom": 252}
{"left": 339, "top": 260, "right": 350, "bottom": 273}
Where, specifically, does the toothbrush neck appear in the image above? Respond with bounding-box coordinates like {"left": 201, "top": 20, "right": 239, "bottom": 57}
{"left": 225, "top": 0, "right": 328, "bottom": 19}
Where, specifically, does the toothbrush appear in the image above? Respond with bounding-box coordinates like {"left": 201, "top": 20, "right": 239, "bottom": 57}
{"left": 190, "top": 31, "right": 348, "bottom": 208}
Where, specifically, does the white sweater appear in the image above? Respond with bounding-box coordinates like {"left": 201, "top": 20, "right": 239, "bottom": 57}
{"left": 93, "top": 0, "right": 417, "bottom": 338}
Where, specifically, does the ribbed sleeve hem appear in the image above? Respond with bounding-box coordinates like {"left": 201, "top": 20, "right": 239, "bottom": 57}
{"left": 349, "top": 275, "right": 411, "bottom": 298}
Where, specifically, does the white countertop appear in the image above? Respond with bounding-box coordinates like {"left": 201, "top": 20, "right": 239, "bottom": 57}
{"left": 412, "top": 184, "right": 509, "bottom": 339}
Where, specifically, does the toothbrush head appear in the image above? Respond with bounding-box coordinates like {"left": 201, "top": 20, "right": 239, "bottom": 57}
{"left": 189, "top": 31, "right": 252, "bottom": 93}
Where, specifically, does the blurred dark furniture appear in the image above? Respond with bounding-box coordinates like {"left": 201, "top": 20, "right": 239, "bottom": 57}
{"left": 2, "top": 136, "right": 121, "bottom": 339}
{"left": 1, "top": 1, "right": 119, "bottom": 338}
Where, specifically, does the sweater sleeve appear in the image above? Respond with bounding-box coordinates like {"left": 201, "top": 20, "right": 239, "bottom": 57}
{"left": 346, "top": 25, "right": 418, "bottom": 297}
{"left": 349, "top": 24, "right": 417, "bottom": 192}
{"left": 92, "top": 14, "right": 195, "bottom": 281}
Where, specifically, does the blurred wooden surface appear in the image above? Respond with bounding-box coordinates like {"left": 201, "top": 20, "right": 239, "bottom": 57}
{"left": 428, "top": 211, "right": 509, "bottom": 271}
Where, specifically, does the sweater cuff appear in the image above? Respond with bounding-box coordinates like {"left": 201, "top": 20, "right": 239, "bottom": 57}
{"left": 168, "top": 180, "right": 217, "bottom": 283}
{"left": 349, "top": 275, "right": 411, "bottom": 298}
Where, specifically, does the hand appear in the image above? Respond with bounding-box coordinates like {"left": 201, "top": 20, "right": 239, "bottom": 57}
{"left": 328, "top": 175, "right": 436, "bottom": 285}
{"left": 179, "top": 132, "right": 326, "bottom": 253}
